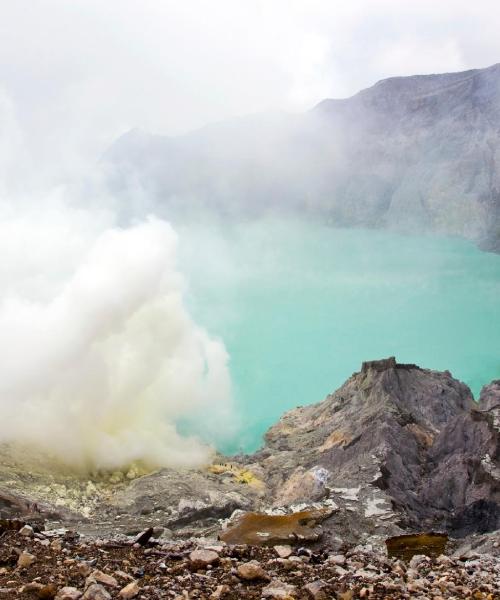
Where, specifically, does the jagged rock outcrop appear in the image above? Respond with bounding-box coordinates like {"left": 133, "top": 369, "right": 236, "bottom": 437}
{"left": 103, "top": 64, "right": 500, "bottom": 251}
{"left": 256, "top": 358, "right": 499, "bottom": 542}
{"left": 0, "top": 358, "right": 498, "bottom": 551}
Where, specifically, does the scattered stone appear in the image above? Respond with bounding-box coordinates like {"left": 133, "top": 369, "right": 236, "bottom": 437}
{"left": 0, "top": 533, "right": 498, "bottom": 600}
{"left": 17, "top": 552, "right": 36, "bottom": 569}
{"left": 86, "top": 570, "right": 118, "bottom": 588}
{"left": 210, "top": 585, "right": 230, "bottom": 599}
{"left": 19, "top": 525, "right": 34, "bottom": 538}
{"left": 77, "top": 562, "right": 92, "bottom": 577}
{"left": 409, "top": 554, "right": 428, "bottom": 569}
{"left": 114, "top": 570, "right": 134, "bottom": 582}
{"left": 189, "top": 549, "right": 220, "bottom": 569}
{"left": 328, "top": 554, "right": 346, "bottom": 565}
{"left": 50, "top": 539, "right": 63, "bottom": 552}
{"left": 20, "top": 582, "right": 44, "bottom": 592}
{"left": 338, "top": 592, "right": 354, "bottom": 600}
{"left": 237, "top": 560, "right": 270, "bottom": 581}
{"left": 55, "top": 588, "right": 83, "bottom": 600}
{"left": 118, "top": 580, "right": 139, "bottom": 598}
{"left": 82, "top": 584, "right": 111, "bottom": 600}
{"left": 304, "top": 579, "right": 328, "bottom": 599}
{"left": 133, "top": 528, "right": 154, "bottom": 546}
{"left": 205, "top": 544, "right": 224, "bottom": 553}
{"left": 274, "top": 545, "right": 293, "bottom": 558}
{"left": 20, "top": 582, "right": 56, "bottom": 597}
{"left": 262, "top": 579, "right": 297, "bottom": 598}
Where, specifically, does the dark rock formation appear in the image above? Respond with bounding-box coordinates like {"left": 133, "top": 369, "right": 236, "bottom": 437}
{"left": 103, "top": 64, "right": 500, "bottom": 251}
{"left": 258, "top": 358, "right": 499, "bottom": 541}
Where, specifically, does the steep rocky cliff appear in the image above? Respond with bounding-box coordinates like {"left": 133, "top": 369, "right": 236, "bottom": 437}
{"left": 103, "top": 64, "right": 500, "bottom": 251}
{"left": 256, "top": 358, "right": 499, "bottom": 542}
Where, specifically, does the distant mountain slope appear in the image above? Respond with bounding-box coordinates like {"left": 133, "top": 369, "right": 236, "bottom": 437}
{"left": 103, "top": 64, "right": 500, "bottom": 250}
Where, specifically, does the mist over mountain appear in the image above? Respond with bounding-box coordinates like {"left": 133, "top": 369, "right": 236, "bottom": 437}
{"left": 104, "top": 63, "right": 500, "bottom": 251}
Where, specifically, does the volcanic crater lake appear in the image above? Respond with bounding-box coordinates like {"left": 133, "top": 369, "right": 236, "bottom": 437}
{"left": 178, "top": 219, "right": 500, "bottom": 453}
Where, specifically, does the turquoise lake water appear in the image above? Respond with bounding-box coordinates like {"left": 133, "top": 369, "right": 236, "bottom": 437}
{"left": 178, "top": 218, "right": 500, "bottom": 453}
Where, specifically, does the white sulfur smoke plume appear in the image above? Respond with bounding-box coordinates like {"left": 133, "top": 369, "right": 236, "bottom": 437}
{"left": 0, "top": 211, "right": 236, "bottom": 472}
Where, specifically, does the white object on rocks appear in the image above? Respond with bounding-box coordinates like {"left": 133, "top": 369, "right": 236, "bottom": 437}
{"left": 19, "top": 525, "right": 34, "bottom": 537}
{"left": 274, "top": 545, "right": 293, "bottom": 558}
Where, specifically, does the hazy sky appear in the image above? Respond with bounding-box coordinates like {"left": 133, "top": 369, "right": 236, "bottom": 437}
{"left": 1, "top": 0, "right": 500, "bottom": 167}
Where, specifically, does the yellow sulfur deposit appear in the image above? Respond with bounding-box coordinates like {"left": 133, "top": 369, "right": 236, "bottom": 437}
{"left": 208, "top": 462, "right": 264, "bottom": 489}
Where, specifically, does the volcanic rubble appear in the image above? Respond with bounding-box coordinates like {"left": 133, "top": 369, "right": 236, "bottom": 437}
{"left": 1, "top": 358, "right": 499, "bottom": 598}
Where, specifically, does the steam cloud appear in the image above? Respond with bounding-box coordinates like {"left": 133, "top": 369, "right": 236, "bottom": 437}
{"left": 0, "top": 209, "right": 235, "bottom": 472}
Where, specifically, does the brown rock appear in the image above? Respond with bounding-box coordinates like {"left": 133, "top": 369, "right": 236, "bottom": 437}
{"left": 82, "top": 584, "right": 111, "bottom": 600}
{"left": 114, "top": 571, "right": 134, "bottom": 582}
{"left": 85, "top": 571, "right": 118, "bottom": 588}
{"left": 274, "top": 545, "right": 293, "bottom": 558}
{"left": 55, "top": 588, "right": 83, "bottom": 600}
{"left": 210, "top": 585, "right": 230, "bottom": 599}
{"left": 304, "top": 580, "right": 328, "bottom": 600}
{"left": 237, "top": 561, "right": 270, "bottom": 581}
{"left": 118, "top": 581, "right": 139, "bottom": 599}
{"left": 327, "top": 554, "right": 346, "bottom": 565}
{"left": 20, "top": 582, "right": 44, "bottom": 593}
{"left": 19, "top": 525, "right": 34, "bottom": 537}
{"left": 20, "top": 582, "right": 56, "bottom": 597}
{"left": 17, "top": 552, "right": 36, "bottom": 568}
{"left": 262, "top": 579, "right": 297, "bottom": 598}
{"left": 77, "top": 562, "right": 92, "bottom": 577}
{"left": 50, "top": 539, "right": 63, "bottom": 552}
{"left": 189, "top": 549, "right": 220, "bottom": 569}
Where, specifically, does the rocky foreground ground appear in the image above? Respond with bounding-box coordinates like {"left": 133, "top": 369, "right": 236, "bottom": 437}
{"left": 0, "top": 525, "right": 499, "bottom": 600}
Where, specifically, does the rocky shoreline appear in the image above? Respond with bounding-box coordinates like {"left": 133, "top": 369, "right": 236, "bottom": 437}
{"left": 1, "top": 358, "right": 499, "bottom": 598}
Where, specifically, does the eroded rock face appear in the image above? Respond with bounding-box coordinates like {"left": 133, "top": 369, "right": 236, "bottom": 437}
{"left": 257, "top": 358, "right": 499, "bottom": 540}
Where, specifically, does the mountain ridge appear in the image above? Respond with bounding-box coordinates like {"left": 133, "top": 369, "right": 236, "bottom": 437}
{"left": 103, "top": 63, "right": 500, "bottom": 251}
